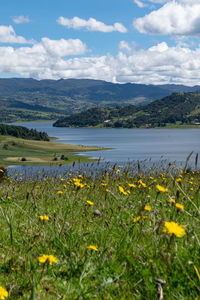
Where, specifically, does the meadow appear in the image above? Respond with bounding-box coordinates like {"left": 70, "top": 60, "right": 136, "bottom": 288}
{"left": 0, "top": 135, "right": 103, "bottom": 167}
{"left": 0, "top": 161, "right": 199, "bottom": 299}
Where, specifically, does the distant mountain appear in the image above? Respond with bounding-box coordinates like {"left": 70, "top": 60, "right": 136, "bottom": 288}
{"left": 1, "top": 78, "right": 200, "bottom": 122}
{"left": 53, "top": 92, "right": 200, "bottom": 128}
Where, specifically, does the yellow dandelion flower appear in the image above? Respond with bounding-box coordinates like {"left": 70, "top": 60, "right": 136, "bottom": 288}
{"left": 86, "top": 200, "right": 94, "bottom": 206}
{"left": 38, "top": 254, "right": 58, "bottom": 265}
{"left": 176, "top": 178, "right": 182, "bottom": 183}
{"left": 0, "top": 286, "right": 8, "bottom": 299}
{"left": 128, "top": 183, "right": 136, "bottom": 188}
{"left": 118, "top": 186, "right": 127, "bottom": 195}
{"left": 87, "top": 245, "right": 98, "bottom": 251}
{"left": 138, "top": 179, "right": 147, "bottom": 187}
{"left": 175, "top": 203, "right": 184, "bottom": 210}
{"left": 57, "top": 190, "right": 63, "bottom": 195}
{"left": 7, "top": 196, "right": 12, "bottom": 200}
{"left": 190, "top": 187, "right": 194, "bottom": 191}
{"left": 133, "top": 216, "right": 141, "bottom": 223}
{"left": 39, "top": 215, "right": 50, "bottom": 221}
{"left": 169, "top": 198, "right": 176, "bottom": 203}
{"left": 144, "top": 205, "right": 152, "bottom": 211}
{"left": 163, "top": 221, "right": 186, "bottom": 237}
{"left": 194, "top": 265, "right": 200, "bottom": 280}
{"left": 156, "top": 185, "right": 168, "bottom": 193}
{"left": 133, "top": 216, "right": 148, "bottom": 223}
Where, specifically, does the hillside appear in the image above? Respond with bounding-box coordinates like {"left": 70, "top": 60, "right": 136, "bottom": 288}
{"left": 0, "top": 123, "right": 49, "bottom": 141}
{"left": 53, "top": 92, "right": 200, "bottom": 128}
{"left": 1, "top": 78, "right": 200, "bottom": 122}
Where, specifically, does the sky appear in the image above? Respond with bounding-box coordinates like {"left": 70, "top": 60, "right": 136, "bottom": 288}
{"left": 0, "top": 0, "right": 200, "bottom": 85}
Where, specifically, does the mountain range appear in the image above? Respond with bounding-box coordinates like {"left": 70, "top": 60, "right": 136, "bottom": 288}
{"left": 1, "top": 78, "right": 200, "bottom": 122}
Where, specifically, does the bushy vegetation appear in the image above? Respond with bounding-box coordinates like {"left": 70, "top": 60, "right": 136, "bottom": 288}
{"left": 54, "top": 92, "right": 200, "bottom": 128}
{"left": 0, "top": 124, "right": 49, "bottom": 141}
{"left": 0, "top": 162, "right": 200, "bottom": 299}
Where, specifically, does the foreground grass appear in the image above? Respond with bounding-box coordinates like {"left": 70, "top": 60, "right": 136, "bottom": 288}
{"left": 0, "top": 164, "right": 200, "bottom": 299}
{"left": 0, "top": 135, "right": 104, "bottom": 166}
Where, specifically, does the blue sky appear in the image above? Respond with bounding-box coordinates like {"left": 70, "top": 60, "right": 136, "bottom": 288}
{"left": 0, "top": 0, "right": 200, "bottom": 85}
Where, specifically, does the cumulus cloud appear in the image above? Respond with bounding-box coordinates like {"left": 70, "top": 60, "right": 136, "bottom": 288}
{"left": 12, "top": 16, "right": 30, "bottom": 24}
{"left": 57, "top": 16, "right": 127, "bottom": 33}
{"left": 0, "top": 25, "right": 34, "bottom": 44}
{"left": 41, "top": 38, "right": 88, "bottom": 56}
{"left": 1, "top": 38, "right": 200, "bottom": 86}
{"left": 134, "top": 1, "right": 200, "bottom": 36}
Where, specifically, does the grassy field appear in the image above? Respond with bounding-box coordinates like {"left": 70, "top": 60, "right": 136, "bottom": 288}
{"left": 0, "top": 135, "right": 104, "bottom": 167}
{"left": 0, "top": 162, "right": 199, "bottom": 299}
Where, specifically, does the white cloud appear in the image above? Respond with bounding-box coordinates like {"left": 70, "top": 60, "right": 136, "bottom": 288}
{"left": 133, "top": 0, "right": 146, "bottom": 8}
{"left": 12, "top": 16, "right": 30, "bottom": 24}
{"left": 1, "top": 39, "right": 200, "bottom": 86}
{"left": 134, "top": 1, "right": 200, "bottom": 36}
{"left": 57, "top": 16, "right": 127, "bottom": 33}
{"left": 41, "top": 38, "right": 88, "bottom": 56}
{"left": 0, "top": 25, "right": 34, "bottom": 44}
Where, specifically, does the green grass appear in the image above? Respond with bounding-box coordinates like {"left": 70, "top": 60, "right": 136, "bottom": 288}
{"left": 0, "top": 164, "right": 199, "bottom": 299}
{"left": 0, "top": 135, "right": 105, "bottom": 167}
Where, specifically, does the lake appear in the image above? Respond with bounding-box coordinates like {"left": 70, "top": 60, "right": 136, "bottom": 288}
{"left": 7, "top": 121, "right": 200, "bottom": 176}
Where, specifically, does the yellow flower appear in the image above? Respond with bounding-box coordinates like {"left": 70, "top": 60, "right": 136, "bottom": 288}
{"left": 38, "top": 254, "right": 58, "bottom": 265}
{"left": 138, "top": 179, "right": 147, "bottom": 187}
{"left": 128, "top": 183, "right": 136, "bottom": 188}
{"left": 7, "top": 196, "right": 12, "bottom": 200}
{"left": 118, "top": 186, "right": 127, "bottom": 195}
{"left": 175, "top": 203, "right": 184, "bottom": 210}
{"left": 39, "top": 215, "right": 50, "bottom": 221}
{"left": 169, "top": 198, "right": 176, "bottom": 203}
{"left": 144, "top": 205, "right": 152, "bottom": 211}
{"left": 0, "top": 169, "right": 4, "bottom": 173}
{"left": 57, "top": 190, "right": 63, "bottom": 195}
{"left": 156, "top": 185, "right": 168, "bottom": 193}
{"left": 86, "top": 200, "right": 94, "bottom": 206}
{"left": 133, "top": 216, "right": 148, "bottom": 223}
{"left": 35, "top": 185, "right": 40, "bottom": 189}
{"left": 176, "top": 178, "right": 182, "bottom": 183}
{"left": 0, "top": 287, "right": 8, "bottom": 299}
{"left": 163, "top": 221, "right": 186, "bottom": 237}
{"left": 87, "top": 245, "right": 98, "bottom": 251}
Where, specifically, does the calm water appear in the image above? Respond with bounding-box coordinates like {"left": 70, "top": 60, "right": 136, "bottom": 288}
{"left": 7, "top": 121, "right": 200, "bottom": 175}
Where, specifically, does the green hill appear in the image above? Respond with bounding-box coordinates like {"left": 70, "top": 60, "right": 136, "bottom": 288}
{"left": 1, "top": 78, "right": 200, "bottom": 122}
{"left": 53, "top": 92, "right": 200, "bottom": 128}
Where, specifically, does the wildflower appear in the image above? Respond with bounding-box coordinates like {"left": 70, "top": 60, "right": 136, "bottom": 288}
{"left": 169, "top": 198, "right": 176, "bottom": 203}
{"left": 138, "top": 179, "right": 147, "bottom": 187}
{"left": 175, "top": 203, "right": 184, "bottom": 210}
{"left": 87, "top": 245, "right": 98, "bottom": 251}
{"left": 57, "top": 190, "right": 63, "bottom": 195}
{"left": 7, "top": 196, "right": 12, "bottom": 200}
{"left": 118, "top": 186, "right": 127, "bottom": 195}
{"left": 128, "top": 183, "right": 136, "bottom": 188}
{"left": 144, "top": 205, "right": 152, "bottom": 211}
{"left": 163, "top": 221, "right": 186, "bottom": 237}
{"left": 35, "top": 185, "right": 40, "bottom": 189}
{"left": 39, "top": 215, "right": 50, "bottom": 221}
{"left": 133, "top": 216, "right": 148, "bottom": 223}
{"left": 0, "top": 286, "right": 8, "bottom": 299}
{"left": 11, "top": 266, "right": 20, "bottom": 271}
{"left": 194, "top": 265, "right": 200, "bottom": 280}
{"left": 176, "top": 178, "right": 182, "bottom": 183}
{"left": 86, "top": 200, "right": 94, "bottom": 206}
{"left": 38, "top": 254, "right": 58, "bottom": 265}
{"left": 156, "top": 185, "right": 168, "bottom": 193}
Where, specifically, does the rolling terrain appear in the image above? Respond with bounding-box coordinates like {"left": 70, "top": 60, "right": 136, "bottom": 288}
{"left": 53, "top": 92, "right": 200, "bottom": 128}
{"left": 1, "top": 78, "right": 200, "bottom": 122}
